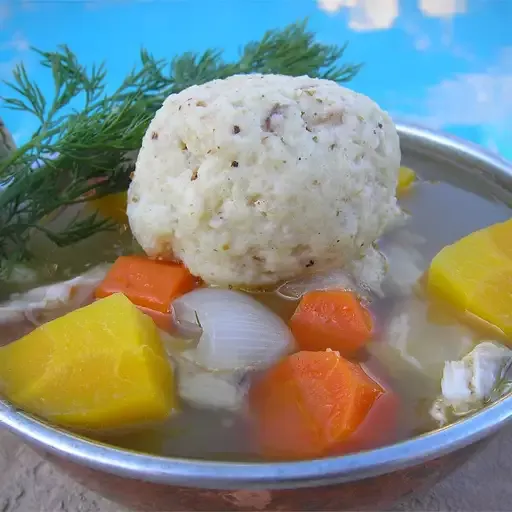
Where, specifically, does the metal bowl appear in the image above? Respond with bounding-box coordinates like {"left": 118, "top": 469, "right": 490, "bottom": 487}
{"left": 1, "top": 124, "right": 511, "bottom": 511}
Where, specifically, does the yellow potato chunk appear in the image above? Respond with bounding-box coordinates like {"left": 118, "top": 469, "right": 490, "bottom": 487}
{"left": 428, "top": 218, "right": 512, "bottom": 339}
{"left": 0, "top": 293, "right": 176, "bottom": 430}
{"left": 397, "top": 166, "right": 416, "bottom": 196}
{"left": 89, "top": 191, "right": 128, "bottom": 224}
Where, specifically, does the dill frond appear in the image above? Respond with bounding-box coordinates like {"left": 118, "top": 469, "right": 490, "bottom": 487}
{"left": 0, "top": 19, "right": 361, "bottom": 269}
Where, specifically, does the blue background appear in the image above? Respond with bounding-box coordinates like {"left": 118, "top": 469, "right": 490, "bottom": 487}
{"left": 1, "top": 0, "right": 511, "bottom": 161}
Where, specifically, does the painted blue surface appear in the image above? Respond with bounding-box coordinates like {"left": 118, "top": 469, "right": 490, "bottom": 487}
{"left": 1, "top": 0, "right": 511, "bottom": 161}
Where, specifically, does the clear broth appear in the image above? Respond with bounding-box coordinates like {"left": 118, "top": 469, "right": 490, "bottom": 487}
{"left": 2, "top": 176, "right": 511, "bottom": 461}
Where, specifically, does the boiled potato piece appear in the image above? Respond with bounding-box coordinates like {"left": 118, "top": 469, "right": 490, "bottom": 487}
{"left": 89, "top": 191, "right": 128, "bottom": 224}
{"left": 0, "top": 293, "right": 176, "bottom": 430}
{"left": 396, "top": 166, "right": 416, "bottom": 196}
{"left": 428, "top": 218, "right": 512, "bottom": 339}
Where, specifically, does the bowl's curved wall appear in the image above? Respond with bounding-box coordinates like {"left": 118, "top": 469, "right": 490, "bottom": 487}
{"left": 43, "top": 439, "right": 489, "bottom": 511}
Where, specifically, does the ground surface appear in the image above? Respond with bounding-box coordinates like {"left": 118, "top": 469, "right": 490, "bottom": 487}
{"left": 0, "top": 426, "right": 511, "bottom": 512}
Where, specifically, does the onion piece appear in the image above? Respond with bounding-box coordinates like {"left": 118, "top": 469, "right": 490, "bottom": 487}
{"left": 347, "top": 246, "right": 387, "bottom": 297}
{"left": 276, "top": 227, "right": 427, "bottom": 303}
{"left": 382, "top": 245, "right": 424, "bottom": 296}
{"left": 277, "top": 246, "right": 387, "bottom": 301}
{"left": 380, "top": 229, "right": 427, "bottom": 297}
{"left": 276, "top": 269, "right": 356, "bottom": 300}
{"left": 171, "top": 289, "right": 295, "bottom": 371}
{"left": 174, "top": 353, "right": 249, "bottom": 411}
{"left": 379, "top": 298, "right": 474, "bottom": 380}
{"left": 157, "top": 330, "right": 197, "bottom": 357}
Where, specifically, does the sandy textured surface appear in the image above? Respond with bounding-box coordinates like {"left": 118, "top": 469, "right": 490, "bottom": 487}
{"left": 0, "top": 426, "right": 511, "bottom": 512}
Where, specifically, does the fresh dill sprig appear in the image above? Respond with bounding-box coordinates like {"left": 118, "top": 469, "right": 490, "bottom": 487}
{"left": 0, "top": 19, "right": 361, "bottom": 269}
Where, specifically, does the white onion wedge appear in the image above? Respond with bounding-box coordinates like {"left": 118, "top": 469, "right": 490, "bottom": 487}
{"left": 174, "top": 353, "right": 249, "bottom": 411}
{"left": 277, "top": 246, "right": 387, "bottom": 300}
{"left": 276, "top": 268, "right": 355, "bottom": 300}
{"left": 276, "top": 225, "right": 428, "bottom": 303}
{"left": 171, "top": 289, "right": 295, "bottom": 371}
{"left": 348, "top": 246, "right": 387, "bottom": 297}
{"left": 380, "top": 229, "right": 427, "bottom": 297}
{"left": 380, "top": 298, "right": 474, "bottom": 380}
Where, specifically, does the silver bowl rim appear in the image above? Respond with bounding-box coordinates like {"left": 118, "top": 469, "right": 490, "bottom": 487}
{"left": 1, "top": 123, "right": 511, "bottom": 490}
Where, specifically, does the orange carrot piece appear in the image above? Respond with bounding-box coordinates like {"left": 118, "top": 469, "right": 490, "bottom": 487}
{"left": 95, "top": 256, "right": 198, "bottom": 314}
{"left": 289, "top": 291, "right": 373, "bottom": 355}
{"left": 250, "top": 350, "right": 396, "bottom": 460}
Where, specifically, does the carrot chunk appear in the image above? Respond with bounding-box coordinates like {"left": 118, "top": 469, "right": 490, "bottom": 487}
{"left": 95, "top": 256, "right": 198, "bottom": 314}
{"left": 250, "top": 350, "right": 397, "bottom": 459}
{"left": 289, "top": 290, "right": 373, "bottom": 355}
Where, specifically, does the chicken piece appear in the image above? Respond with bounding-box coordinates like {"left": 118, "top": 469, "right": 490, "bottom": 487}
{"left": 430, "top": 341, "right": 512, "bottom": 425}
{"left": 0, "top": 265, "right": 110, "bottom": 343}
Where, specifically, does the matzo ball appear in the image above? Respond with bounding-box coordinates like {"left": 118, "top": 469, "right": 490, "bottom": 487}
{"left": 128, "top": 74, "right": 401, "bottom": 287}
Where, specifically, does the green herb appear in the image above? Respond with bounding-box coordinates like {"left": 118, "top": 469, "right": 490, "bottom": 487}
{"left": 487, "top": 357, "right": 512, "bottom": 404}
{"left": 0, "top": 19, "right": 361, "bottom": 272}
